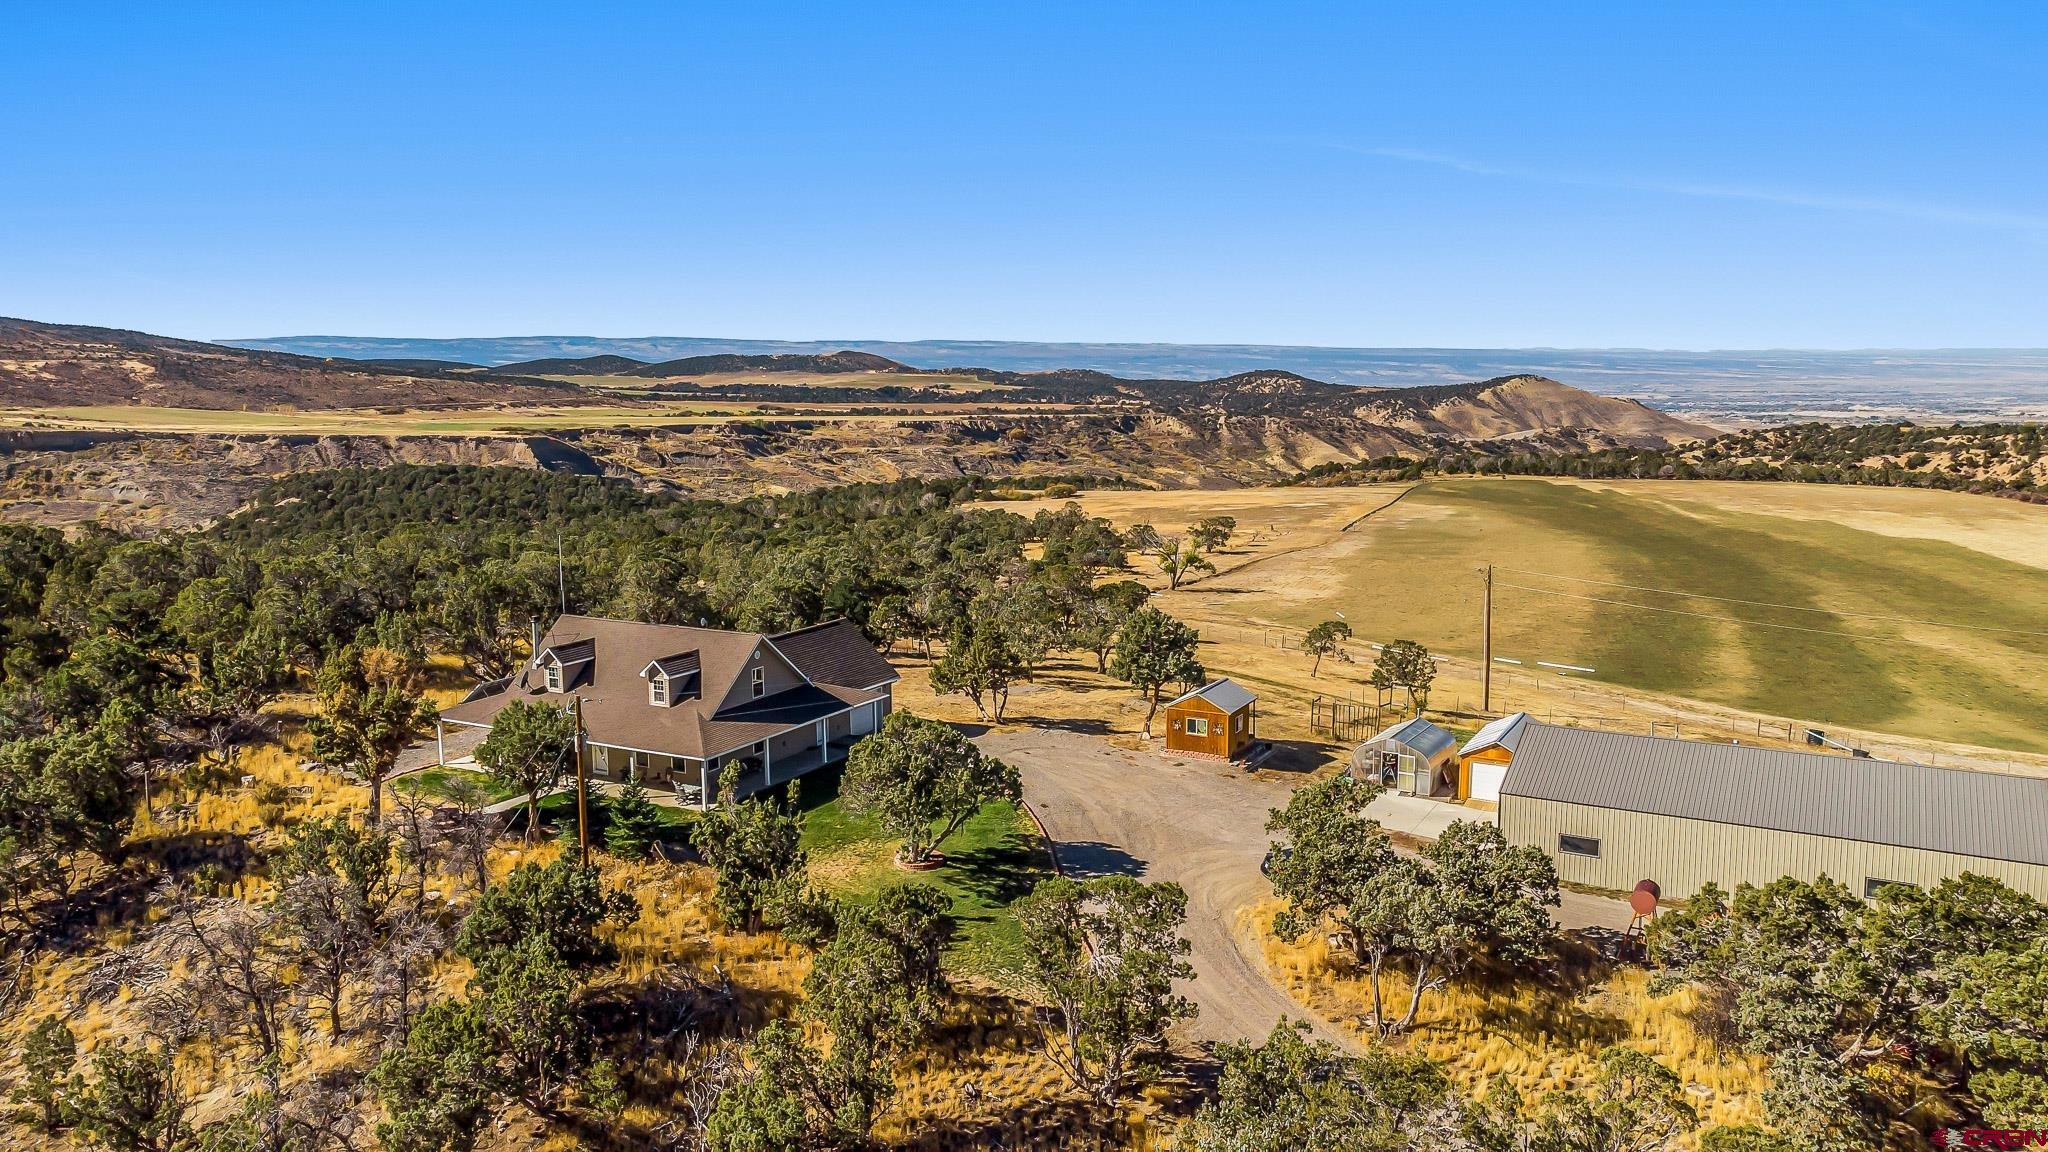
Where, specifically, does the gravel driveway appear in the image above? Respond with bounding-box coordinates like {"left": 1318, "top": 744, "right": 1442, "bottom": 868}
{"left": 976, "top": 727, "right": 1360, "bottom": 1050}
{"left": 977, "top": 726, "right": 1635, "bottom": 1052}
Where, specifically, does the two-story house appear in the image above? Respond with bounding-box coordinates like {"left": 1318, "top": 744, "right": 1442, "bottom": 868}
{"left": 436, "top": 615, "right": 897, "bottom": 809}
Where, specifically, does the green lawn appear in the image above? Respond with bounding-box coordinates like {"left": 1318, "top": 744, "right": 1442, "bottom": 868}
{"left": 792, "top": 765, "right": 1056, "bottom": 989}
{"left": 391, "top": 767, "right": 520, "bottom": 804}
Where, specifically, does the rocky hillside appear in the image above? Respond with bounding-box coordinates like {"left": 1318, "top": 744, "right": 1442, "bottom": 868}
{"left": 0, "top": 317, "right": 580, "bottom": 410}
{"left": 1354, "top": 374, "right": 1717, "bottom": 444}
{"left": 0, "top": 316, "right": 1721, "bottom": 530}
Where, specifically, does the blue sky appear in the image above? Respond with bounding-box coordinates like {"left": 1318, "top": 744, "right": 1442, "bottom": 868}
{"left": 4, "top": 3, "right": 2044, "bottom": 347}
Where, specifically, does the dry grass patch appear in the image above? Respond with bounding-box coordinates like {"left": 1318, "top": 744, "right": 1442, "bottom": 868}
{"left": 1247, "top": 900, "right": 1765, "bottom": 1132}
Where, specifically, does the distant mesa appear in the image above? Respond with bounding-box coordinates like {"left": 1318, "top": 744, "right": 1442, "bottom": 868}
{"left": 488, "top": 354, "right": 651, "bottom": 376}
{"left": 625, "top": 350, "right": 914, "bottom": 378}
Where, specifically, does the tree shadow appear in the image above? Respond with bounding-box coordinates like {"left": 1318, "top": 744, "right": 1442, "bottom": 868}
{"left": 1012, "top": 715, "right": 1113, "bottom": 737}
{"left": 1050, "top": 840, "right": 1146, "bottom": 880}
{"left": 943, "top": 832, "right": 1052, "bottom": 911}
{"left": 1253, "top": 738, "right": 1340, "bottom": 774}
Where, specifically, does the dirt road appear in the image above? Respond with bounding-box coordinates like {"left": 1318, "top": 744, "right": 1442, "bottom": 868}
{"left": 978, "top": 727, "right": 1634, "bottom": 1052}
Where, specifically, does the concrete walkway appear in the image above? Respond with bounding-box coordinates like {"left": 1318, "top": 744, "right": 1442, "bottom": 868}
{"left": 1364, "top": 789, "right": 1486, "bottom": 840}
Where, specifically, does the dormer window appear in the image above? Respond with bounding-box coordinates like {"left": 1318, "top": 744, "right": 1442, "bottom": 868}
{"left": 642, "top": 652, "right": 699, "bottom": 705}
{"left": 752, "top": 667, "right": 765, "bottom": 698}
{"left": 545, "top": 663, "right": 562, "bottom": 692}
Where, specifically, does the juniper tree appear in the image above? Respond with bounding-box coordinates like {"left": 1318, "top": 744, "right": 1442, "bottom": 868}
{"left": 841, "top": 711, "right": 1020, "bottom": 865}
{"left": 1109, "top": 606, "right": 1203, "bottom": 737}
{"left": 474, "top": 697, "right": 577, "bottom": 843}
{"left": 1015, "top": 875, "right": 1196, "bottom": 1104}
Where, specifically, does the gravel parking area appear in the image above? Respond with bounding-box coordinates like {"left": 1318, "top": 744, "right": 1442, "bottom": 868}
{"left": 978, "top": 726, "right": 1635, "bottom": 1051}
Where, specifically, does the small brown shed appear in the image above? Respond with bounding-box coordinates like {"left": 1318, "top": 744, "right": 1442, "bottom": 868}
{"left": 1162, "top": 679, "right": 1257, "bottom": 760}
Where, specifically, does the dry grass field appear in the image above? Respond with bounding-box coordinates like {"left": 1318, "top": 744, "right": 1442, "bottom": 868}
{"left": 1250, "top": 901, "right": 1772, "bottom": 1133}
{"left": 0, "top": 695, "right": 1176, "bottom": 1152}
{"left": 988, "top": 479, "right": 2048, "bottom": 759}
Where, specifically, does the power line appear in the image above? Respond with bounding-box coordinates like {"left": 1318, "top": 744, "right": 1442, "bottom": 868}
{"left": 1491, "top": 582, "right": 2016, "bottom": 648}
{"left": 1493, "top": 567, "right": 2048, "bottom": 639}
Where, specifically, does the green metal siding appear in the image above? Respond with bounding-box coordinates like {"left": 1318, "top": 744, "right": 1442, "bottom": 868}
{"left": 1500, "top": 795, "right": 2048, "bottom": 901}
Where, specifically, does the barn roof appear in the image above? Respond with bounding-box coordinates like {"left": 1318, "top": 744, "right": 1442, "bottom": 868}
{"left": 1167, "top": 678, "right": 1256, "bottom": 714}
{"left": 1501, "top": 723, "right": 2048, "bottom": 868}
{"left": 1460, "top": 711, "right": 1531, "bottom": 758}
{"left": 1363, "top": 716, "right": 1457, "bottom": 759}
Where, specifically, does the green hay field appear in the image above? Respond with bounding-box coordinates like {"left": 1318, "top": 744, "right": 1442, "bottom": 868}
{"left": 1224, "top": 479, "right": 2048, "bottom": 753}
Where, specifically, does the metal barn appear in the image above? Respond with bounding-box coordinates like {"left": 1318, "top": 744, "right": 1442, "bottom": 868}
{"left": 1495, "top": 723, "right": 2048, "bottom": 902}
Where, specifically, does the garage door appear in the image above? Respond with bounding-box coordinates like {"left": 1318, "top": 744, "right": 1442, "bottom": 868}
{"left": 1469, "top": 760, "right": 1508, "bottom": 803}
{"left": 850, "top": 701, "right": 878, "bottom": 736}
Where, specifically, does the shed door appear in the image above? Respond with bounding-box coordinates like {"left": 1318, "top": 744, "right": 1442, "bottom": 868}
{"left": 1398, "top": 751, "right": 1430, "bottom": 795}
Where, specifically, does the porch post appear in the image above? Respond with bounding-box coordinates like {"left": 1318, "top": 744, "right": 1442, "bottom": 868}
{"left": 764, "top": 741, "right": 774, "bottom": 787}
{"left": 698, "top": 758, "right": 711, "bottom": 812}
{"left": 436, "top": 720, "right": 445, "bottom": 767}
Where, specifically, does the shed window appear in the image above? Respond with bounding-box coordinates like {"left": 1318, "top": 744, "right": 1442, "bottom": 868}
{"left": 544, "top": 663, "right": 562, "bottom": 692}
{"left": 1864, "top": 877, "right": 1917, "bottom": 899}
{"left": 1558, "top": 834, "right": 1601, "bottom": 858}
{"left": 1185, "top": 717, "right": 1209, "bottom": 737}
{"left": 1232, "top": 712, "right": 1245, "bottom": 733}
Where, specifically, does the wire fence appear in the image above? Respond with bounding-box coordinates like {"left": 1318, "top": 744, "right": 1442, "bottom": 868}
{"left": 1201, "top": 619, "right": 2045, "bottom": 776}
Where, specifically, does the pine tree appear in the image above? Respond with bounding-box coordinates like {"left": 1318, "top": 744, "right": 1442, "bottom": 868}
{"left": 603, "top": 777, "right": 665, "bottom": 860}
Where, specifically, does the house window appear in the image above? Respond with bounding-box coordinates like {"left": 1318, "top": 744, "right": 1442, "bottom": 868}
{"left": 1865, "top": 877, "right": 1917, "bottom": 899}
{"left": 544, "top": 663, "right": 562, "bottom": 692}
{"left": 1558, "top": 834, "right": 1601, "bottom": 858}
{"left": 1185, "top": 717, "right": 1209, "bottom": 737}
{"left": 650, "top": 677, "right": 668, "bottom": 707}
{"left": 751, "top": 667, "right": 765, "bottom": 698}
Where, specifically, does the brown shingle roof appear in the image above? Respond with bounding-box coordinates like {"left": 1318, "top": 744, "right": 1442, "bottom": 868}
{"left": 440, "top": 615, "right": 893, "bottom": 761}
{"left": 646, "top": 651, "right": 701, "bottom": 680}
{"left": 770, "top": 619, "right": 898, "bottom": 689}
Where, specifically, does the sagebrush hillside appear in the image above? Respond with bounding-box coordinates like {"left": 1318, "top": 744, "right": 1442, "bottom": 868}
{"left": 0, "top": 317, "right": 581, "bottom": 410}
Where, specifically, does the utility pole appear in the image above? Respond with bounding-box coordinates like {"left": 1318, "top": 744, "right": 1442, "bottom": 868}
{"left": 572, "top": 695, "right": 589, "bottom": 868}
{"left": 1480, "top": 564, "right": 1494, "bottom": 715}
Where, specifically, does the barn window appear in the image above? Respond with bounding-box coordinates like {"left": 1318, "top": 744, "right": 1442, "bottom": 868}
{"left": 1864, "top": 877, "right": 1917, "bottom": 899}
{"left": 1558, "top": 834, "right": 1601, "bottom": 858}
{"left": 1186, "top": 717, "right": 1209, "bottom": 737}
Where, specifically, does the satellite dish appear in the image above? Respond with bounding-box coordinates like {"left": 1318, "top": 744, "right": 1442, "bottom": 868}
{"left": 1629, "top": 880, "right": 1661, "bottom": 917}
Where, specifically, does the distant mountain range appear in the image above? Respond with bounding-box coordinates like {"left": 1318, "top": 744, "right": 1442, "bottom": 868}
{"left": 223, "top": 334, "right": 2048, "bottom": 424}
{"left": 0, "top": 318, "right": 1705, "bottom": 445}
